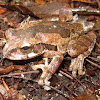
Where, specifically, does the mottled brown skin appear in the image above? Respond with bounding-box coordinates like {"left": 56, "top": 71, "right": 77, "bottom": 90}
{"left": 3, "top": 19, "right": 96, "bottom": 89}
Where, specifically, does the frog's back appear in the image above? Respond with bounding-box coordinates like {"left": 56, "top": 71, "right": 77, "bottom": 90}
{"left": 6, "top": 21, "right": 70, "bottom": 41}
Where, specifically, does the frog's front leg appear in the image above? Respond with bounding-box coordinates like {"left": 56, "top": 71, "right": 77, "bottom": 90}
{"left": 31, "top": 51, "right": 64, "bottom": 88}
{"left": 67, "top": 31, "right": 96, "bottom": 77}
{"left": 69, "top": 54, "right": 85, "bottom": 77}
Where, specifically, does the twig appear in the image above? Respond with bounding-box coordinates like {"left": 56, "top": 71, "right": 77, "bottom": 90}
{"left": 59, "top": 70, "right": 73, "bottom": 79}
{"left": 70, "top": 75, "right": 83, "bottom": 100}
{"left": 59, "top": 70, "right": 93, "bottom": 99}
{"left": 49, "top": 85, "right": 70, "bottom": 99}
{"left": 1, "top": 74, "right": 69, "bottom": 99}
{"left": 0, "top": 93, "right": 4, "bottom": 100}
{"left": 70, "top": 75, "right": 94, "bottom": 100}
{"left": 57, "top": 70, "right": 78, "bottom": 97}
{"left": 0, "top": 75, "right": 38, "bottom": 83}
{"left": 72, "top": 7, "right": 100, "bottom": 15}
{"left": 86, "top": 59, "right": 100, "bottom": 69}
{"left": 96, "top": 43, "right": 100, "bottom": 48}
{"left": 0, "top": 70, "right": 39, "bottom": 77}
{"left": 88, "top": 56, "right": 100, "bottom": 62}
{"left": 90, "top": 77, "right": 100, "bottom": 86}
{"left": 2, "top": 78, "right": 9, "bottom": 91}
{"left": 92, "top": 53, "right": 100, "bottom": 56}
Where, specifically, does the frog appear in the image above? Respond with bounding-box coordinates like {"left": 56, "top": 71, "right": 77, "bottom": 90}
{"left": 3, "top": 18, "right": 96, "bottom": 89}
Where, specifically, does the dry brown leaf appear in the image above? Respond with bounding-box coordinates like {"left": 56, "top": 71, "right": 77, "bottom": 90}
{"left": 76, "top": 92, "right": 97, "bottom": 100}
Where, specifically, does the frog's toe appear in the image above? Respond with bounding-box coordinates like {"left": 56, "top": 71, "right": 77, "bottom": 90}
{"left": 43, "top": 73, "right": 52, "bottom": 90}
{"left": 77, "top": 54, "right": 85, "bottom": 75}
{"left": 72, "top": 70, "right": 77, "bottom": 77}
{"left": 69, "top": 58, "right": 77, "bottom": 71}
{"left": 77, "top": 60, "right": 85, "bottom": 75}
{"left": 38, "top": 79, "right": 44, "bottom": 86}
{"left": 71, "top": 62, "right": 78, "bottom": 77}
{"left": 78, "top": 69, "right": 85, "bottom": 76}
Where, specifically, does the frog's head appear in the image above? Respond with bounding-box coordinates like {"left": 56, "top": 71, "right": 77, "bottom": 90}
{"left": 3, "top": 39, "right": 44, "bottom": 60}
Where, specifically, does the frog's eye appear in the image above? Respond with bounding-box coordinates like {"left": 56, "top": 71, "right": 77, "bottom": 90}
{"left": 20, "top": 46, "right": 32, "bottom": 54}
{"left": 21, "top": 46, "right": 30, "bottom": 50}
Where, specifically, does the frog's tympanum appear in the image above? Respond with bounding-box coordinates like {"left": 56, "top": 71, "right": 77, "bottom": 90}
{"left": 3, "top": 19, "right": 96, "bottom": 89}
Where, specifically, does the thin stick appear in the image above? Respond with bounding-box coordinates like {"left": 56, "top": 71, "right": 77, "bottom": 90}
{"left": 0, "top": 70, "right": 39, "bottom": 77}
{"left": 2, "top": 78, "right": 9, "bottom": 91}
{"left": 49, "top": 85, "right": 70, "bottom": 99}
{"left": 86, "top": 59, "right": 100, "bottom": 69}
{"left": 59, "top": 70, "right": 73, "bottom": 80}
{"left": 96, "top": 43, "right": 100, "bottom": 48}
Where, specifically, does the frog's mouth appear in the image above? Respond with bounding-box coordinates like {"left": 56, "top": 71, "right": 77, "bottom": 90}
{"left": 9, "top": 52, "right": 39, "bottom": 60}
{"left": 8, "top": 52, "right": 28, "bottom": 60}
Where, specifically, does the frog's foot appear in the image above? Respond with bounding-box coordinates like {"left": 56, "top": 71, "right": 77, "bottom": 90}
{"left": 69, "top": 54, "right": 85, "bottom": 77}
{"left": 31, "top": 58, "right": 52, "bottom": 90}
{"left": 31, "top": 63, "right": 51, "bottom": 85}
{"left": 31, "top": 63, "right": 52, "bottom": 90}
